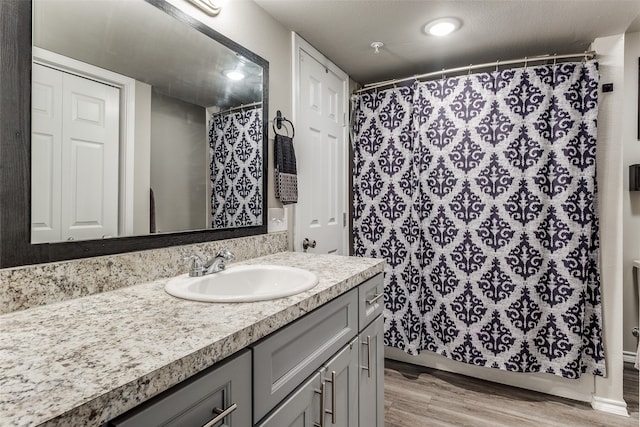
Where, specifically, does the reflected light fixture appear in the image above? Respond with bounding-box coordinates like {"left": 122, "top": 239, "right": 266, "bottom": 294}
{"left": 187, "top": 0, "right": 221, "bottom": 16}
{"left": 225, "top": 70, "right": 245, "bottom": 81}
{"left": 423, "top": 17, "right": 461, "bottom": 37}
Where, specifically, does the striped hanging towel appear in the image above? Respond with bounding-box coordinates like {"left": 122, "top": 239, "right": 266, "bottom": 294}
{"left": 274, "top": 133, "right": 298, "bottom": 204}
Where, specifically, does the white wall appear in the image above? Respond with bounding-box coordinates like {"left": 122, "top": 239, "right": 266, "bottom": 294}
{"left": 591, "top": 34, "right": 627, "bottom": 416}
{"left": 167, "top": 0, "right": 293, "bottom": 244}
{"left": 623, "top": 32, "right": 640, "bottom": 356}
{"left": 150, "top": 90, "right": 207, "bottom": 233}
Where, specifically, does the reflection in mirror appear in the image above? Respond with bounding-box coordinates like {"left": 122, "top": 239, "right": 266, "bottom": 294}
{"left": 31, "top": 0, "right": 264, "bottom": 244}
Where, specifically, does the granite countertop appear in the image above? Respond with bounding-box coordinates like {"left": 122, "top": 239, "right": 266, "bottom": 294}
{"left": 0, "top": 252, "right": 384, "bottom": 426}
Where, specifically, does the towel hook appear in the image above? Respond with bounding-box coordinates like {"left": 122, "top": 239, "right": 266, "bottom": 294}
{"left": 273, "top": 110, "right": 295, "bottom": 138}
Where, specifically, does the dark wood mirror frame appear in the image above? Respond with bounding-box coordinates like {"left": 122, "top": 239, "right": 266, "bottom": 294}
{"left": 0, "top": 0, "right": 269, "bottom": 268}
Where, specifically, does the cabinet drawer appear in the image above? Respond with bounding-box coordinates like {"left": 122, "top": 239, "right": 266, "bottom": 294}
{"left": 110, "top": 349, "right": 251, "bottom": 427}
{"left": 358, "top": 273, "right": 384, "bottom": 330}
{"left": 251, "top": 289, "right": 358, "bottom": 423}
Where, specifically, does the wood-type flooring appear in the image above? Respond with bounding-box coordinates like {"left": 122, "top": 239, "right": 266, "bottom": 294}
{"left": 384, "top": 359, "right": 639, "bottom": 427}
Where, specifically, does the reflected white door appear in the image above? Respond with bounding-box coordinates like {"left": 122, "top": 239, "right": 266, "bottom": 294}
{"left": 32, "top": 64, "right": 63, "bottom": 243}
{"left": 294, "top": 35, "right": 349, "bottom": 255}
{"left": 32, "top": 63, "right": 120, "bottom": 243}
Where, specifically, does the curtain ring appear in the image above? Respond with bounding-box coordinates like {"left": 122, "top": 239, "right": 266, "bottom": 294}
{"left": 495, "top": 59, "right": 499, "bottom": 73}
{"left": 524, "top": 56, "right": 528, "bottom": 70}
{"left": 468, "top": 64, "right": 472, "bottom": 76}
{"left": 553, "top": 53, "right": 557, "bottom": 66}
{"left": 583, "top": 51, "right": 588, "bottom": 63}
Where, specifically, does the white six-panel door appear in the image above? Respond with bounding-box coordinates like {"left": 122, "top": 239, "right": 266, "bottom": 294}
{"left": 32, "top": 63, "right": 63, "bottom": 243}
{"left": 32, "top": 63, "right": 119, "bottom": 243}
{"left": 293, "top": 34, "right": 349, "bottom": 255}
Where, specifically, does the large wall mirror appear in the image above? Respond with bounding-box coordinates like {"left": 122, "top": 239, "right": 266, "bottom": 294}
{"left": 0, "top": 0, "right": 269, "bottom": 268}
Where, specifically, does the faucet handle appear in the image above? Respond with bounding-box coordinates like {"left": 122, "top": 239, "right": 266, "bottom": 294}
{"left": 183, "top": 255, "right": 204, "bottom": 277}
{"left": 216, "top": 248, "right": 236, "bottom": 261}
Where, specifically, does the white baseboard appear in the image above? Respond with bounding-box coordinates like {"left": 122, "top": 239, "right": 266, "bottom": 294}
{"left": 622, "top": 351, "right": 637, "bottom": 364}
{"left": 591, "top": 396, "right": 629, "bottom": 417}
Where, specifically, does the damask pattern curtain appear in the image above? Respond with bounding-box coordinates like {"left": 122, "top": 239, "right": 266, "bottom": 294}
{"left": 209, "top": 108, "right": 263, "bottom": 228}
{"left": 353, "top": 61, "right": 605, "bottom": 378}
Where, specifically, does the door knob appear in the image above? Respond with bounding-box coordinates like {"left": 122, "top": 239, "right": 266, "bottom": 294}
{"left": 302, "top": 238, "right": 317, "bottom": 252}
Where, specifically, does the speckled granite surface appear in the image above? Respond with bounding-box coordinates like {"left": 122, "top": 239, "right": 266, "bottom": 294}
{"left": 0, "top": 232, "right": 288, "bottom": 314}
{"left": 0, "top": 251, "right": 384, "bottom": 426}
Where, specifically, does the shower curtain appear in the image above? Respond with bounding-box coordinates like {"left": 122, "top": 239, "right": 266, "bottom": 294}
{"left": 209, "top": 107, "right": 263, "bottom": 228}
{"left": 353, "top": 61, "right": 605, "bottom": 378}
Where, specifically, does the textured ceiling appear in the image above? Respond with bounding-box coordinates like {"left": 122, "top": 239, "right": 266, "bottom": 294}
{"left": 255, "top": 0, "right": 640, "bottom": 85}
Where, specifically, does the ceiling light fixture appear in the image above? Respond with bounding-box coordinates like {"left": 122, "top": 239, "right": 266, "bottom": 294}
{"left": 225, "top": 70, "right": 245, "bottom": 81}
{"left": 424, "top": 17, "right": 461, "bottom": 37}
{"left": 370, "top": 41, "right": 384, "bottom": 54}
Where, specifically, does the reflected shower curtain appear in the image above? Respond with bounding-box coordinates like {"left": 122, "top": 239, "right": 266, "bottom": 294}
{"left": 209, "top": 108, "right": 263, "bottom": 228}
{"left": 353, "top": 61, "right": 605, "bottom": 378}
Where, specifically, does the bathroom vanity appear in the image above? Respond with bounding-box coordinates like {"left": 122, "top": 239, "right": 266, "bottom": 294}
{"left": 0, "top": 252, "right": 384, "bottom": 426}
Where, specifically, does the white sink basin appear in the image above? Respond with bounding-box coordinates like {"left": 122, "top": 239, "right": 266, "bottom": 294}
{"left": 164, "top": 264, "right": 319, "bottom": 302}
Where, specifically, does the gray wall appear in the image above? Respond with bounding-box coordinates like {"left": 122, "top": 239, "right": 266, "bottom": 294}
{"left": 150, "top": 90, "right": 207, "bottom": 233}
{"left": 133, "top": 81, "right": 151, "bottom": 236}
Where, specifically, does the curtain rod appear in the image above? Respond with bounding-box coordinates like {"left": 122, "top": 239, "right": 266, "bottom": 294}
{"left": 354, "top": 51, "right": 596, "bottom": 94}
{"left": 211, "top": 101, "right": 262, "bottom": 117}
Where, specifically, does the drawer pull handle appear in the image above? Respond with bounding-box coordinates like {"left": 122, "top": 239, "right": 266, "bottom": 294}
{"left": 366, "top": 292, "right": 384, "bottom": 305}
{"left": 202, "top": 403, "right": 238, "bottom": 427}
{"left": 362, "top": 335, "right": 372, "bottom": 378}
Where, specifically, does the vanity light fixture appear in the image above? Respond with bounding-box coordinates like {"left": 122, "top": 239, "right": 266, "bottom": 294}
{"left": 423, "top": 17, "right": 461, "bottom": 37}
{"left": 225, "top": 70, "right": 245, "bottom": 81}
{"left": 187, "top": 0, "right": 221, "bottom": 16}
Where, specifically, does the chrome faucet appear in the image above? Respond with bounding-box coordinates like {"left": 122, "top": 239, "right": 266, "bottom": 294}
{"left": 183, "top": 248, "right": 236, "bottom": 277}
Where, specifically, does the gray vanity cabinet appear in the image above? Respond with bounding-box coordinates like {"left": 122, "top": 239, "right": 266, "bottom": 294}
{"left": 254, "top": 273, "right": 384, "bottom": 427}
{"left": 251, "top": 289, "right": 358, "bottom": 424}
{"left": 358, "top": 315, "right": 384, "bottom": 427}
{"left": 257, "top": 337, "right": 360, "bottom": 427}
{"left": 109, "top": 349, "right": 251, "bottom": 427}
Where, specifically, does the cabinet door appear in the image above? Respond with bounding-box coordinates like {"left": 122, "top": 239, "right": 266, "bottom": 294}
{"left": 323, "top": 337, "right": 359, "bottom": 427}
{"left": 359, "top": 315, "right": 384, "bottom": 427}
{"left": 256, "top": 372, "right": 321, "bottom": 427}
{"left": 110, "top": 350, "right": 251, "bottom": 427}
